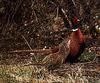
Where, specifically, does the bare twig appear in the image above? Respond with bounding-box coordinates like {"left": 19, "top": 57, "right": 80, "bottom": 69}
{"left": 21, "top": 35, "right": 38, "bottom": 62}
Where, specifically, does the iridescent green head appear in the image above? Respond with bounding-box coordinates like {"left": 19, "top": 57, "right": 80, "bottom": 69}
{"left": 70, "top": 16, "right": 80, "bottom": 31}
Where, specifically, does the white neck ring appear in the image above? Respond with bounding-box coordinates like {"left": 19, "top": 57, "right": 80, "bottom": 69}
{"left": 72, "top": 28, "right": 78, "bottom": 31}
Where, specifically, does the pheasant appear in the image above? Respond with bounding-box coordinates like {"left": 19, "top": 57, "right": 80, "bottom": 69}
{"left": 9, "top": 17, "right": 85, "bottom": 68}
{"left": 9, "top": 12, "right": 85, "bottom": 69}
{"left": 58, "top": 7, "right": 85, "bottom": 63}
{"left": 43, "top": 16, "right": 85, "bottom": 69}
{"left": 65, "top": 16, "right": 85, "bottom": 63}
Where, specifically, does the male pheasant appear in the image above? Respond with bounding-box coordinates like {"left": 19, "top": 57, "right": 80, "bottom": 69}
{"left": 66, "top": 16, "right": 85, "bottom": 63}
{"left": 41, "top": 16, "right": 85, "bottom": 69}
{"left": 9, "top": 16, "right": 85, "bottom": 69}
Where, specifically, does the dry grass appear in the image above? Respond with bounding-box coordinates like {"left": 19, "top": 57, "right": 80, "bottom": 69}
{"left": 0, "top": 49, "right": 100, "bottom": 83}
{"left": 0, "top": 60, "right": 100, "bottom": 83}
